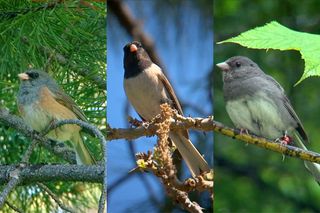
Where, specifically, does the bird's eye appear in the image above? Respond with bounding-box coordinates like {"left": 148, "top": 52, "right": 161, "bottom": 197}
{"left": 26, "top": 71, "right": 39, "bottom": 79}
{"left": 250, "top": 63, "right": 254, "bottom": 67}
{"left": 235, "top": 62, "right": 241, "bottom": 67}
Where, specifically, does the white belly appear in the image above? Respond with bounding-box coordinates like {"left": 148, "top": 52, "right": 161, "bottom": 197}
{"left": 226, "top": 93, "right": 291, "bottom": 139}
{"left": 21, "top": 102, "right": 75, "bottom": 142}
{"left": 124, "top": 64, "right": 169, "bottom": 120}
{"left": 21, "top": 102, "right": 52, "bottom": 132}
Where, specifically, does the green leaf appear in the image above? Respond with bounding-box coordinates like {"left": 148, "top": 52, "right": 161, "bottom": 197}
{"left": 218, "top": 21, "right": 320, "bottom": 84}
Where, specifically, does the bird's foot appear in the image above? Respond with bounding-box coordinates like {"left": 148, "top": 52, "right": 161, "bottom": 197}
{"left": 238, "top": 128, "right": 249, "bottom": 135}
{"left": 41, "top": 118, "right": 57, "bottom": 136}
{"left": 275, "top": 133, "right": 293, "bottom": 145}
{"left": 128, "top": 117, "right": 143, "bottom": 127}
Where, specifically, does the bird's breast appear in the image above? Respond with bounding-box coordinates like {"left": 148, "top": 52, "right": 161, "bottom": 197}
{"left": 18, "top": 87, "right": 80, "bottom": 141}
{"left": 124, "top": 67, "right": 168, "bottom": 120}
{"left": 20, "top": 101, "right": 52, "bottom": 132}
{"left": 226, "top": 92, "right": 293, "bottom": 139}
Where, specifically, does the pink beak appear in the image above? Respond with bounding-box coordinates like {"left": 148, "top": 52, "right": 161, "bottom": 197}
{"left": 18, "top": 73, "right": 29, "bottom": 80}
{"left": 216, "top": 62, "right": 230, "bottom": 72}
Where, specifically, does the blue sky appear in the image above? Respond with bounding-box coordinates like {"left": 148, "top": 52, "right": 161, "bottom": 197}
{"left": 107, "top": 1, "right": 213, "bottom": 212}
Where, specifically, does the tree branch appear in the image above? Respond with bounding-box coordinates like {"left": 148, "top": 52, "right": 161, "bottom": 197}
{"left": 4, "top": 201, "right": 23, "bottom": 213}
{"left": 0, "top": 108, "right": 76, "bottom": 163}
{"left": 98, "top": 185, "right": 106, "bottom": 213}
{"left": 47, "top": 118, "right": 107, "bottom": 212}
{"left": 0, "top": 138, "right": 39, "bottom": 208}
{"left": 37, "top": 182, "right": 77, "bottom": 213}
{"left": 130, "top": 104, "right": 212, "bottom": 213}
{"left": 0, "top": 108, "right": 106, "bottom": 209}
{"left": 0, "top": 168, "right": 22, "bottom": 208}
{"left": 0, "top": 165, "right": 103, "bottom": 185}
{"left": 107, "top": 113, "right": 320, "bottom": 164}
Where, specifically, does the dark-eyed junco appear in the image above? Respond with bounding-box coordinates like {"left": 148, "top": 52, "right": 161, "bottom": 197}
{"left": 17, "top": 70, "right": 95, "bottom": 165}
{"left": 217, "top": 56, "right": 320, "bottom": 183}
{"left": 123, "top": 41, "right": 210, "bottom": 177}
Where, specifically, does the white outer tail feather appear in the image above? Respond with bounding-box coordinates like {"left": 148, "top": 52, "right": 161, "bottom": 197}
{"left": 293, "top": 131, "right": 320, "bottom": 184}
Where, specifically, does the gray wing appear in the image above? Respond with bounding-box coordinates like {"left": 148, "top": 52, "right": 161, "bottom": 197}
{"left": 264, "top": 75, "right": 308, "bottom": 142}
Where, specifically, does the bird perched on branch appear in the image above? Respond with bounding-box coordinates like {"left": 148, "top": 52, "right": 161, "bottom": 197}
{"left": 217, "top": 56, "right": 320, "bottom": 183}
{"left": 123, "top": 41, "right": 210, "bottom": 177}
{"left": 17, "top": 70, "right": 95, "bottom": 165}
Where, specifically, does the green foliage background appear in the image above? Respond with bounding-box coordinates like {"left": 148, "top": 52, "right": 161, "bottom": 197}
{"left": 214, "top": 1, "right": 320, "bottom": 212}
{"left": 219, "top": 21, "right": 320, "bottom": 84}
{"left": 0, "top": 0, "right": 106, "bottom": 212}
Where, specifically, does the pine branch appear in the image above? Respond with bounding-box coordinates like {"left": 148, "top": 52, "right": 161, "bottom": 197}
{"left": 4, "top": 201, "right": 23, "bottom": 213}
{"left": 0, "top": 0, "right": 64, "bottom": 20}
{"left": 37, "top": 182, "right": 77, "bottom": 213}
{"left": 20, "top": 38, "right": 106, "bottom": 91}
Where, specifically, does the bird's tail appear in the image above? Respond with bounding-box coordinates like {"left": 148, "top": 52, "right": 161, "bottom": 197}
{"left": 169, "top": 132, "right": 210, "bottom": 177}
{"left": 293, "top": 132, "right": 320, "bottom": 184}
{"left": 72, "top": 133, "right": 96, "bottom": 165}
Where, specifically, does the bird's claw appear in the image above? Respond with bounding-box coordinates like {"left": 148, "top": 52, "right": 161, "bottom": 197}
{"left": 129, "top": 117, "right": 143, "bottom": 127}
{"left": 275, "top": 131, "right": 293, "bottom": 145}
{"left": 238, "top": 128, "right": 249, "bottom": 135}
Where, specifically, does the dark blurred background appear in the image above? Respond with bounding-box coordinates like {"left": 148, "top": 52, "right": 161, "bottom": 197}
{"left": 214, "top": 1, "right": 320, "bottom": 212}
{"left": 107, "top": 0, "right": 213, "bottom": 212}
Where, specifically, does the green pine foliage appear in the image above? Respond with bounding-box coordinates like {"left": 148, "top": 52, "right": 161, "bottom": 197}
{"left": 0, "top": 0, "right": 106, "bottom": 212}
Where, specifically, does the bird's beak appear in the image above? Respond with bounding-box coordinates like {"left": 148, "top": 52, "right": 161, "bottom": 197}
{"left": 216, "top": 62, "right": 230, "bottom": 72}
{"left": 130, "top": 44, "right": 138, "bottom": 52}
{"left": 18, "top": 73, "right": 29, "bottom": 80}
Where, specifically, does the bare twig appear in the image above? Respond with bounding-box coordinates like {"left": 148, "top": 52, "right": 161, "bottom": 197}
{"left": 37, "top": 182, "right": 76, "bottom": 213}
{"left": 107, "top": 113, "right": 320, "bottom": 164}
{"left": 0, "top": 108, "right": 106, "bottom": 208}
{"left": 0, "top": 108, "right": 76, "bottom": 163}
{"left": 21, "top": 139, "right": 38, "bottom": 163}
{"left": 4, "top": 201, "right": 24, "bottom": 213}
{"left": 108, "top": 172, "right": 134, "bottom": 194}
{"left": 0, "top": 127, "right": 40, "bottom": 207}
{"left": 165, "top": 187, "right": 203, "bottom": 213}
{"left": 0, "top": 167, "right": 22, "bottom": 208}
{"left": 98, "top": 186, "right": 106, "bottom": 213}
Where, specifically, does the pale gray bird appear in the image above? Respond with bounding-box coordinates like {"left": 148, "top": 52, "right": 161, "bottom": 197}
{"left": 217, "top": 56, "right": 320, "bottom": 183}
{"left": 123, "top": 41, "right": 210, "bottom": 177}
{"left": 17, "top": 70, "right": 95, "bottom": 165}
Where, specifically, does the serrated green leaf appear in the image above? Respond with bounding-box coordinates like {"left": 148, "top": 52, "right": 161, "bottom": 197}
{"left": 218, "top": 21, "right": 320, "bottom": 84}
